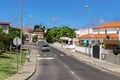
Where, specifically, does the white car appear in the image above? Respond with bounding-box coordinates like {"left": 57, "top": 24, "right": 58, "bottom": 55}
{"left": 41, "top": 44, "right": 50, "bottom": 51}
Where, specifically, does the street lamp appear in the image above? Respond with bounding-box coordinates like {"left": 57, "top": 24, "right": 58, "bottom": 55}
{"left": 20, "top": 0, "right": 23, "bottom": 65}
{"left": 85, "top": 5, "right": 91, "bottom": 57}
{"left": 29, "top": 15, "right": 33, "bottom": 42}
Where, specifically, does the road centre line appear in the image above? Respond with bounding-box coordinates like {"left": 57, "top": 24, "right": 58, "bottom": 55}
{"left": 57, "top": 59, "right": 82, "bottom": 80}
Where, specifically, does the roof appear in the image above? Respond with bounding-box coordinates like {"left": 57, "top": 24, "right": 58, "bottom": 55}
{"left": 22, "top": 28, "right": 32, "bottom": 33}
{"left": 77, "top": 34, "right": 118, "bottom": 39}
{"left": 92, "top": 22, "right": 120, "bottom": 29}
{"left": 16, "top": 26, "right": 20, "bottom": 29}
{"left": 0, "top": 21, "right": 10, "bottom": 25}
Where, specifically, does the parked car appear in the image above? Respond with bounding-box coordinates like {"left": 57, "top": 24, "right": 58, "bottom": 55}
{"left": 113, "top": 44, "right": 120, "bottom": 55}
{"left": 41, "top": 44, "right": 50, "bottom": 51}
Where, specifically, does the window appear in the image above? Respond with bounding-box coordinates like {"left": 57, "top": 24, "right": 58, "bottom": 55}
{"left": 105, "top": 30, "right": 107, "bottom": 34}
{"left": 2, "top": 25, "right": 8, "bottom": 30}
{"left": 117, "top": 31, "right": 119, "bottom": 34}
{"left": 42, "top": 44, "right": 49, "bottom": 47}
{"left": 98, "top": 29, "right": 100, "bottom": 34}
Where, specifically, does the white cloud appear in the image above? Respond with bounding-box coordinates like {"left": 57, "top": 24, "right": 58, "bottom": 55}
{"left": 99, "top": 18, "right": 106, "bottom": 24}
{"left": 51, "top": 17, "right": 59, "bottom": 24}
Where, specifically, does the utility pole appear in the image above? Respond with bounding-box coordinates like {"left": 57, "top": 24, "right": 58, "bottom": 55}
{"left": 29, "top": 15, "right": 33, "bottom": 43}
{"left": 20, "top": 0, "right": 23, "bottom": 65}
{"left": 85, "top": 5, "right": 91, "bottom": 57}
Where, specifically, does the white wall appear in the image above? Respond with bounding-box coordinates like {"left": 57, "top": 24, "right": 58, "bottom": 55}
{"left": 75, "top": 46, "right": 92, "bottom": 56}
{"left": 75, "top": 28, "right": 93, "bottom": 36}
{"left": 101, "top": 48, "right": 113, "bottom": 54}
{"left": 0, "top": 25, "right": 9, "bottom": 34}
{"left": 93, "top": 28, "right": 118, "bottom": 34}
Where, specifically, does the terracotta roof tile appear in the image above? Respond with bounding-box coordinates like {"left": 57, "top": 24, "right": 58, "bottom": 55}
{"left": 77, "top": 34, "right": 118, "bottom": 39}
{"left": 0, "top": 21, "right": 10, "bottom": 25}
{"left": 92, "top": 22, "right": 120, "bottom": 29}
{"left": 22, "top": 28, "right": 32, "bottom": 33}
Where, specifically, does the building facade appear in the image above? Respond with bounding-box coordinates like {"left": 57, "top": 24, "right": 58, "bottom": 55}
{"left": 75, "top": 21, "right": 120, "bottom": 64}
{"left": 0, "top": 21, "right": 10, "bottom": 33}
{"left": 77, "top": 22, "right": 120, "bottom": 44}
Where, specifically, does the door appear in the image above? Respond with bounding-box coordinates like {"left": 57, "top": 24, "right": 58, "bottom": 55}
{"left": 93, "top": 45, "right": 100, "bottom": 59}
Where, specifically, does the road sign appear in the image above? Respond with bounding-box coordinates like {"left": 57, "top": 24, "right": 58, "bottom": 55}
{"left": 13, "top": 37, "right": 21, "bottom": 46}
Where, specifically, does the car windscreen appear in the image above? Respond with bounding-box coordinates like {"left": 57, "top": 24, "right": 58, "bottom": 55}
{"left": 42, "top": 44, "right": 49, "bottom": 47}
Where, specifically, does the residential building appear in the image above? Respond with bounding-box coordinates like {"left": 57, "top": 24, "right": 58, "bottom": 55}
{"left": 22, "top": 28, "right": 31, "bottom": 35}
{"left": 33, "top": 32, "right": 44, "bottom": 39}
{"left": 33, "top": 27, "right": 44, "bottom": 40}
{"left": 22, "top": 28, "right": 33, "bottom": 42}
{"left": 0, "top": 21, "right": 10, "bottom": 33}
{"left": 75, "top": 28, "right": 92, "bottom": 37}
{"left": 77, "top": 21, "right": 120, "bottom": 44}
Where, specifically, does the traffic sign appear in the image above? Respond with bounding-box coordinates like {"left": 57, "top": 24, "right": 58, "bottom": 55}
{"left": 13, "top": 37, "right": 21, "bottom": 46}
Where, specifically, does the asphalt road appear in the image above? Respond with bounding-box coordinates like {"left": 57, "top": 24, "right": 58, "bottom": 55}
{"left": 29, "top": 42, "right": 120, "bottom": 80}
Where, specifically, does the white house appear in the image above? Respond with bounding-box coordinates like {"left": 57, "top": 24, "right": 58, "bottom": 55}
{"left": 0, "top": 21, "right": 10, "bottom": 33}
{"left": 75, "top": 22, "right": 120, "bottom": 64}
{"left": 75, "top": 28, "right": 93, "bottom": 37}
{"left": 77, "top": 22, "right": 120, "bottom": 44}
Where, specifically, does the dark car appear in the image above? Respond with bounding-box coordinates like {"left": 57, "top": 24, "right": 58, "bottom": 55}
{"left": 113, "top": 44, "right": 120, "bottom": 55}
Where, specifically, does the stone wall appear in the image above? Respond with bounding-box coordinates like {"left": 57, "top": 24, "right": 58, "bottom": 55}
{"left": 101, "top": 53, "right": 120, "bottom": 65}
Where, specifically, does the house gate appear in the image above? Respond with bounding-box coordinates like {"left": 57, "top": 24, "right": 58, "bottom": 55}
{"left": 92, "top": 45, "right": 100, "bottom": 59}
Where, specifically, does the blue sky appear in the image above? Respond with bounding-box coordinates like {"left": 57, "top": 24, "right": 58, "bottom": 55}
{"left": 0, "top": 0, "right": 120, "bottom": 29}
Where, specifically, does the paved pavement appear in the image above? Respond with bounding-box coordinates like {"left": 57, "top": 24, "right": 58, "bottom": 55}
{"left": 5, "top": 43, "right": 120, "bottom": 80}
{"left": 5, "top": 45, "right": 38, "bottom": 80}
{"left": 50, "top": 44, "right": 120, "bottom": 76}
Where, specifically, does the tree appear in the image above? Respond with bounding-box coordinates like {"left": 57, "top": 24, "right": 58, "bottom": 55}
{"left": 0, "top": 28, "right": 4, "bottom": 53}
{"left": 45, "top": 26, "right": 76, "bottom": 43}
{"left": 33, "top": 35, "right": 38, "bottom": 42}
{"left": 0, "top": 28, "right": 10, "bottom": 52}
{"left": 9, "top": 27, "right": 27, "bottom": 50}
{"left": 34, "top": 25, "right": 40, "bottom": 31}
{"left": 106, "top": 35, "right": 110, "bottom": 40}
{"left": 0, "top": 28, "right": 3, "bottom": 41}
{"left": 0, "top": 26, "right": 27, "bottom": 53}
{"left": 60, "top": 27, "right": 76, "bottom": 38}
{"left": 0, "top": 28, "right": 3, "bottom": 35}
{"left": 9, "top": 27, "right": 20, "bottom": 38}
{"left": 44, "top": 28, "right": 52, "bottom": 42}
{"left": 34, "top": 24, "right": 46, "bottom": 32}
{"left": 1, "top": 33, "right": 10, "bottom": 52}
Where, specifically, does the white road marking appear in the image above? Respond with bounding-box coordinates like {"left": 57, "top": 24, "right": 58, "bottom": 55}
{"left": 70, "top": 71, "right": 81, "bottom": 80}
{"left": 37, "top": 55, "right": 40, "bottom": 57}
{"left": 54, "top": 54, "right": 57, "bottom": 57}
{"left": 78, "top": 58, "right": 86, "bottom": 62}
{"left": 60, "top": 54, "right": 64, "bottom": 56}
{"left": 49, "top": 54, "right": 52, "bottom": 56}
{"left": 57, "top": 59, "right": 82, "bottom": 80}
{"left": 43, "top": 54, "right": 46, "bottom": 56}
{"left": 37, "top": 57, "right": 54, "bottom": 60}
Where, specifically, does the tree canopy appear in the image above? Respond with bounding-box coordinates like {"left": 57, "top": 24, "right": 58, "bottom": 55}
{"left": 9, "top": 27, "right": 20, "bottom": 38}
{"left": 33, "top": 24, "right": 46, "bottom": 32}
{"left": 45, "top": 26, "right": 76, "bottom": 43}
{"left": 0, "top": 27, "right": 27, "bottom": 53}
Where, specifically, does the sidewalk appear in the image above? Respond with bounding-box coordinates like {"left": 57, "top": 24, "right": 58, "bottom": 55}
{"left": 50, "top": 44, "right": 120, "bottom": 76}
{"left": 5, "top": 46, "right": 37, "bottom": 80}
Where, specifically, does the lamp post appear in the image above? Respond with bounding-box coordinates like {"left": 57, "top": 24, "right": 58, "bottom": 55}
{"left": 118, "top": 31, "right": 120, "bottom": 63}
{"left": 20, "top": 0, "right": 23, "bottom": 65}
{"left": 85, "top": 5, "right": 91, "bottom": 57}
{"left": 29, "top": 15, "right": 33, "bottom": 42}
